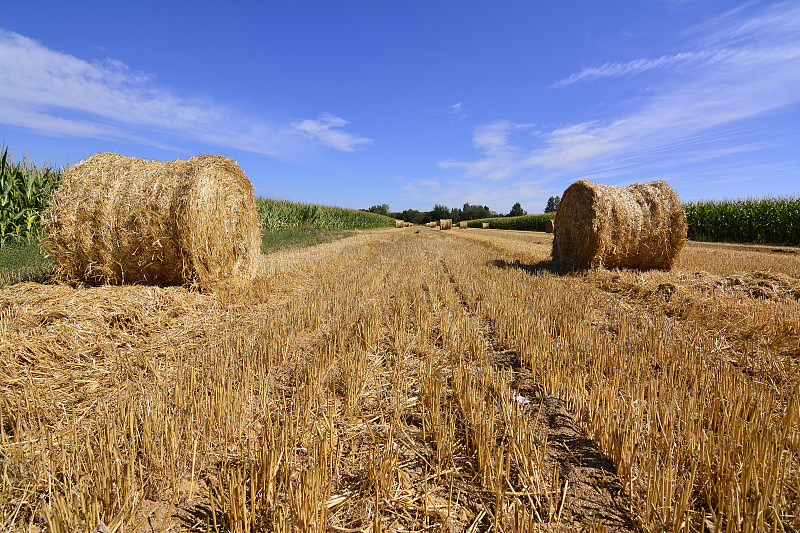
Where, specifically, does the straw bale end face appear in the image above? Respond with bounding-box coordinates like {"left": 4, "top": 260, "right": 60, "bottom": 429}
{"left": 552, "top": 179, "right": 686, "bottom": 270}
{"left": 45, "top": 153, "right": 262, "bottom": 288}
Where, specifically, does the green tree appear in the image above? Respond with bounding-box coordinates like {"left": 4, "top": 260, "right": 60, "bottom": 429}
{"left": 508, "top": 202, "right": 526, "bottom": 217}
{"left": 367, "top": 204, "right": 390, "bottom": 216}
{"left": 430, "top": 204, "right": 451, "bottom": 221}
{"left": 544, "top": 196, "right": 560, "bottom": 213}
{"left": 461, "top": 203, "right": 493, "bottom": 221}
{"left": 400, "top": 209, "right": 424, "bottom": 225}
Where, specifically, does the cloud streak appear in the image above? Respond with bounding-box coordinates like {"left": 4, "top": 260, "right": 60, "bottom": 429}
{"left": 0, "top": 30, "right": 369, "bottom": 155}
{"left": 293, "top": 113, "right": 373, "bottom": 152}
{"left": 439, "top": 2, "right": 800, "bottom": 190}
{"left": 551, "top": 50, "right": 732, "bottom": 88}
{"left": 439, "top": 120, "right": 535, "bottom": 180}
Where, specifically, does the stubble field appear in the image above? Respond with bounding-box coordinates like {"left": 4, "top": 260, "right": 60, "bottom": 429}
{"left": 1, "top": 227, "right": 799, "bottom": 532}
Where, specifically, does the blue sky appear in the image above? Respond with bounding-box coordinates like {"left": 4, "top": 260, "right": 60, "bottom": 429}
{"left": 1, "top": 1, "right": 799, "bottom": 214}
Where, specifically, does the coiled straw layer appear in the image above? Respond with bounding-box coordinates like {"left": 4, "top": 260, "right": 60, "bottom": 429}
{"left": 552, "top": 180, "right": 686, "bottom": 270}
{"left": 46, "top": 153, "right": 261, "bottom": 288}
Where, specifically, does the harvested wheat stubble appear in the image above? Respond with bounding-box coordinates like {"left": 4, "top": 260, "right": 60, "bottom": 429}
{"left": 545, "top": 219, "right": 555, "bottom": 233}
{"left": 45, "top": 153, "right": 262, "bottom": 288}
{"left": 552, "top": 179, "right": 686, "bottom": 270}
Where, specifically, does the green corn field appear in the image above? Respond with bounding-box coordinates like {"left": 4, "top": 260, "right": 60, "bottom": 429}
{"left": 685, "top": 196, "right": 800, "bottom": 246}
{"left": 0, "top": 145, "right": 395, "bottom": 251}
{"left": 0, "top": 144, "right": 62, "bottom": 249}
{"left": 2, "top": 142, "right": 796, "bottom": 248}
{"left": 468, "top": 198, "right": 799, "bottom": 247}
{"left": 467, "top": 212, "right": 556, "bottom": 231}
{"left": 257, "top": 198, "right": 395, "bottom": 232}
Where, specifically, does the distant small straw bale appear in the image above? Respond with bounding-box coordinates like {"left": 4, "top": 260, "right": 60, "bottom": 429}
{"left": 395, "top": 220, "right": 404, "bottom": 228}
{"left": 552, "top": 180, "right": 686, "bottom": 270}
{"left": 45, "top": 153, "right": 262, "bottom": 288}
{"left": 459, "top": 221, "right": 468, "bottom": 229}
{"left": 545, "top": 219, "right": 555, "bottom": 233}
{"left": 481, "top": 223, "right": 489, "bottom": 229}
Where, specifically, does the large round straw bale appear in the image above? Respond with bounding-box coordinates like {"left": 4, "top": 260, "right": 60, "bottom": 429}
{"left": 440, "top": 219, "right": 453, "bottom": 230}
{"left": 545, "top": 219, "right": 555, "bottom": 233}
{"left": 552, "top": 180, "right": 686, "bottom": 270}
{"left": 45, "top": 153, "right": 262, "bottom": 287}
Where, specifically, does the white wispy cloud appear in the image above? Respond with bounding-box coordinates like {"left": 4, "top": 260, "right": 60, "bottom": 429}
{"left": 0, "top": 30, "right": 369, "bottom": 155}
{"left": 438, "top": 2, "right": 800, "bottom": 194}
{"left": 293, "top": 113, "right": 373, "bottom": 152}
{"left": 551, "top": 50, "right": 732, "bottom": 88}
{"left": 439, "top": 120, "right": 535, "bottom": 180}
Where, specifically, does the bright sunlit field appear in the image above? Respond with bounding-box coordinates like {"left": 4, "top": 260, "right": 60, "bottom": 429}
{"left": 2, "top": 226, "right": 798, "bottom": 532}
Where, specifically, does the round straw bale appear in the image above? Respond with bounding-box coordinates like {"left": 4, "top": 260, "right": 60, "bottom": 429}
{"left": 551, "top": 180, "right": 686, "bottom": 270}
{"left": 395, "top": 220, "right": 404, "bottom": 228}
{"left": 459, "top": 221, "right": 468, "bottom": 229}
{"left": 481, "top": 223, "right": 489, "bottom": 229}
{"left": 45, "top": 153, "right": 262, "bottom": 287}
{"left": 440, "top": 219, "right": 453, "bottom": 230}
{"left": 545, "top": 219, "right": 555, "bottom": 233}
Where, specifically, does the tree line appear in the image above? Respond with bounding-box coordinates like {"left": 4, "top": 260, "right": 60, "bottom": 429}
{"left": 364, "top": 196, "right": 560, "bottom": 225}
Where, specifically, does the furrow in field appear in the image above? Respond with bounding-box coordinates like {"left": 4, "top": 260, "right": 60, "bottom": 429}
{"left": 444, "top": 227, "right": 800, "bottom": 532}
{"left": 437, "top": 246, "right": 638, "bottom": 531}
{"left": 2, "top": 227, "right": 798, "bottom": 532}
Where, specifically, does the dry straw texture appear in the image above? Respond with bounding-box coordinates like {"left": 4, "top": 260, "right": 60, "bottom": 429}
{"left": 482, "top": 222, "right": 490, "bottom": 229}
{"left": 545, "top": 219, "right": 555, "bottom": 233}
{"left": 552, "top": 180, "right": 686, "bottom": 270}
{"left": 395, "top": 220, "right": 404, "bottom": 228}
{"left": 460, "top": 221, "right": 468, "bottom": 229}
{"left": 45, "top": 153, "right": 261, "bottom": 288}
{"left": 440, "top": 219, "right": 453, "bottom": 230}
{"left": 3, "top": 228, "right": 798, "bottom": 532}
